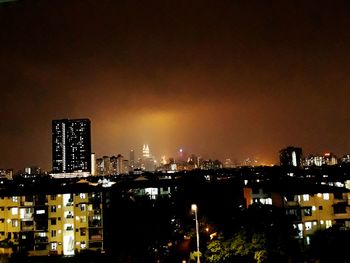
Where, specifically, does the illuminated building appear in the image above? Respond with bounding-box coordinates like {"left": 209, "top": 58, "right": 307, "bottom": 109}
{"left": 116, "top": 154, "right": 124, "bottom": 175}
{"left": 0, "top": 169, "right": 13, "bottom": 180}
{"left": 244, "top": 184, "right": 350, "bottom": 245}
{"left": 324, "top": 152, "right": 338, "bottom": 166}
{"left": 52, "top": 119, "right": 91, "bottom": 174}
{"left": 142, "top": 144, "right": 150, "bottom": 158}
{"left": 341, "top": 154, "right": 350, "bottom": 164}
{"left": 91, "top": 153, "right": 96, "bottom": 176}
{"left": 0, "top": 192, "right": 103, "bottom": 256}
{"left": 143, "top": 158, "right": 156, "bottom": 172}
{"left": 109, "top": 156, "right": 118, "bottom": 174}
{"left": 96, "top": 158, "right": 104, "bottom": 176}
{"left": 187, "top": 154, "right": 200, "bottom": 168}
{"left": 122, "top": 159, "right": 129, "bottom": 174}
{"left": 24, "top": 167, "right": 41, "bottom": 175}
{"left": 177, "top": 148, "right": 186, "bottom": 163}
{"left": 200, "top": 160, "right": 222, "bottom": 170}
{"left": 224, "top": 158, "right": 234, "bottom": 168}
{"left": 94, "top": 155, "right": 128, "bottom": 175}
{"left": 304, "top": 155, "right": 324, "bottom": 167}
{"left": 129, "top": 150, "right": 135, "bottom": 171}
{"left": 304, "top": 153, "right": 338, "bottom": 167}
{"left": 279, "top": 146, "right": 303, "bottom": 168}
{"left": 160, "top": 156, "right": 167, "bottom": 165}
{"left": 140, "top": 144, "right": 155, "bottom": 172}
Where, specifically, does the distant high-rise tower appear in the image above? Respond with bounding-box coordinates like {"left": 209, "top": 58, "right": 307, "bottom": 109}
{"left": 279, "top": 146, "right": 302, "bottom": 168}
{"left": 129, "top": 150, "right": 135, "bottom": 171}
{"left": 142, "top": 144, "right": 150, "bottom": 158}
{"left": 52, "top": 119, "right": 91, "bottom": 173}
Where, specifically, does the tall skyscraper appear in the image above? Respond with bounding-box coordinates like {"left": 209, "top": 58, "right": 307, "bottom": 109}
{"left": 279, "top": 146, "right": 302, "bottom": 168}
{"left": 129, "top": 149, "right": 135, "bottom": 171}
{"left": 142, "top": 144, "right": 150, "bottom": 158}
{"left": 52, "top": 119, "right": 91, "bottom": 173}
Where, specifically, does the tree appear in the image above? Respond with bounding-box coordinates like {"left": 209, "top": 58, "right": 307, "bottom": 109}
{"left": 205, "top": 231, "right": 268, "bottom": 263}
{"left": 205, "top": 203, "right": 296, "bottom": 263}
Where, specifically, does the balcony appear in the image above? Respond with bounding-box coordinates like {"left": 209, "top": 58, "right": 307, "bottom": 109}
{"left": 21, "top": 225, "right": 34, "bottom": 231}
{"left": 34, "top": 236, "right": 48, "bottom": 244}
{"left": 89, "top": 234, "right": 102, "bottom": 241}
{"left": 20, "top": 201, "right": 34, "bottom": 207}
{"left": 66, "top": 214, "right": 74, "bottom": 219}
{"left": 88, "top": 219, "right": 102, "bottom": 228}
{"left": 65, "top": 226, "right": 74, "bottom": 231}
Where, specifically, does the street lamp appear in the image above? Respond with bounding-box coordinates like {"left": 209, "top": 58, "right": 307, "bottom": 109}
{"left": 191, "top": 204, "right": 200, "bottom": 263}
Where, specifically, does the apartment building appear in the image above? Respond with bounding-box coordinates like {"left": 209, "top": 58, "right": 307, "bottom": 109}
{"left": 244, "top": 182, "right": 350, "bottom": 244}
{"left": 0, "top": 191, "right": 103, "bottom": 256}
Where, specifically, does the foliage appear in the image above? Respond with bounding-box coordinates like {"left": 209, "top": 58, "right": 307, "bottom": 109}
{"left": 205, "top": 236, "right": 232, "bottom": 263}
{"left": 205, "top": 231, "right": 268, "bottom": 263}
{"left": 205, "top": 203, "right": 296, "bottom": 263}
{"left": 189, "top": 251, "right": 202, "bottom": 262}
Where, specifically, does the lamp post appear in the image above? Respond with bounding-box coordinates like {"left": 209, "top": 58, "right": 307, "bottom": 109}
{"left": 191, "top": 204, "right": 200, "bottom": 263}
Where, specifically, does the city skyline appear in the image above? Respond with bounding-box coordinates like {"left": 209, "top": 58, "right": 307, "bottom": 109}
{"left": 1, "top": 0, "right": 350, "bottom": 170}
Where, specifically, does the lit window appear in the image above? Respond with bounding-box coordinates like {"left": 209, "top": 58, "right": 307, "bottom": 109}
{"left": 323, "top": 193, "right": 330, "bottom": 200}
{"left": 36, "top": 210, "right": 45, "bottom": 215}
{"left": 303, "top": 208, "right": 312, "bottom": 216}
{"left": 325, "top": 220, "right": 332, "bottom": 228}
{"left": 51, "top": 242, "right": 57, "bottom": 251}
{"left": 320, "top": 220, "right": 324, "bottom": 225}
{"left": 312, "top": 206, "right": 316, "bottom": 211}
{"left": 80, "top": 241, "right": 86, "bottom": 249}
{"left": 303, "top": 194, "right": 309, "bottom": 201}
{"left": 80, "top": 228, "right": 87, "bottom": 236}
{"left": 12, "top": 196, "right": 18, "bottom": 203}
{"left": 297, "top": 223, "right": 303, "bottom": 238}
{"left": 305, "top": 222, "right": 312, "bottom": 230}
{"left": 80, "top": 204, "right": 86, "bottom": 212}
{"left": 38, "top": 232, "right": 46, "bottom": 237}
{"left": 79, "top": 193, "right": 86, "bottom": 199}
{"left": 11, "top": 208, "right": 18, "bottom": 215}
{"left": 306, "top": 236, "right": 310, "bottom": 245}
{"left": 12, "top": 220, "right": 18, "bottom": 227}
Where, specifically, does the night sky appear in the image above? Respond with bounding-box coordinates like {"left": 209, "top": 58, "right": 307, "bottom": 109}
{"left": 1, "top": 0, "right": 350, "bottom": 171}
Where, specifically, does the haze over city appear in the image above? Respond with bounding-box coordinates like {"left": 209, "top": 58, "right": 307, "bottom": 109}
{"left": 1, "top": 0, "right": 350, "bottom": 170}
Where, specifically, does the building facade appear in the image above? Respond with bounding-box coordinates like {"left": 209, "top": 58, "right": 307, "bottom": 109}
{"left": 280, "top": 146, "right": 303, "bottom": 168}
{"left": 244, "top": 185, "right": 350, "bottom": 245}
{"left": 52, "top": 119, "right": 91, "bottom": 173}
{"left": 0, "top": 192, "right": 103, "bottom": 256}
